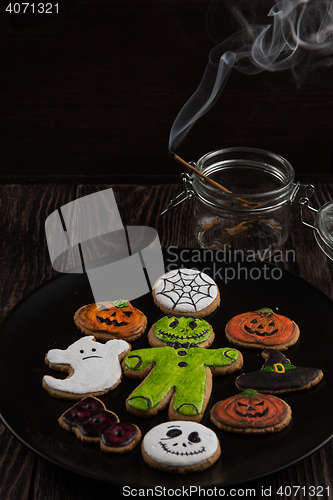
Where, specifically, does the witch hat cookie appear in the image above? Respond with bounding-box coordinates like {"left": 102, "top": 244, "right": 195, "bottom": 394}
{"left": 235, "top": 348, "right": 323, "bottom": 394}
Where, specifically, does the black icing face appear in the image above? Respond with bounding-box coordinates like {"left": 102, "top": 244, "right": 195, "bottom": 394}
{"left": 243, "top": 320, "right": 278, "bottom": 337}
{"left": 235, "top": 400, "right": 269, "bottom": 419}
{"left": 159, "top": 425, "right": 205, "bottom": 456}
{"left": 79, "top": 345, "right": 103, "bottom": 361}
{"left": 69, "top": 339, "right": 105, "bottom": 361}
{"left": 241, "top": 311, "right": 284, "bottom": 339}
{"left": 154, "top": 316, "right": 212, "bottom": 344}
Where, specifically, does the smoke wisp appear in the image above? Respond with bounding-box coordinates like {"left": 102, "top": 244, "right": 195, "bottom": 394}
{"left": 169, "top": 0, "right": 333, "bottom": 152}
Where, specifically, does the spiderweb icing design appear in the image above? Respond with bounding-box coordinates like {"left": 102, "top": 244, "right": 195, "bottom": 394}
{"left": 154, "top": 269, "right": 217, "bottom": 312}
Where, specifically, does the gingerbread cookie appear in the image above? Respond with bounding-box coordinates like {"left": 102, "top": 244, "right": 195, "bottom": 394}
{"left": 152, "top": 268, "right": 220, "bottom": 317}
{"left": 210, "top": 389, "right": 292, "bottom": 434}
{"left": 225, "top": 308, "right": 299, "bottom": 350}
{"left": 235, "top": 348, "right": 323, "bottom": 393}
{"left": 74, "top": 300, "right": 147, "bottom": 342}
{"left": 59, "top": 397, "right": 141, "bottom": 453}
{"left": 123, "top": 343, "right": 243, "bottom": 421}
{"left": 142, "top": 421, "right": 221, "bottom": 474}
{"left": 148, "top": 315, "right": 215, "bottom": 348}
{"left": 43, "top": 336, "right": 130, "bottom": 400}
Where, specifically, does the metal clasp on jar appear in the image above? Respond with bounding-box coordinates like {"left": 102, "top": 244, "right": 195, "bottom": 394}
{"left": 291, "top": 182, "right": 333, "bottom": 260}
{"left": 290, "top": 182, "right": 318, "bottom": 232}
{"left": 160, "top": 172, "right": 194, "bottom": 215}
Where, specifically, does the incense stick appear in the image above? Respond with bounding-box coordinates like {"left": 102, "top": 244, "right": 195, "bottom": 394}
{"left": 170, "top": 152, "right": 232, "bottom": 194}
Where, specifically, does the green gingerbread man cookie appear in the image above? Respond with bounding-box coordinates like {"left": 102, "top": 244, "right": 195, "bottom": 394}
{"left": 123, "top": 342, "right": 243, "bottom": 422}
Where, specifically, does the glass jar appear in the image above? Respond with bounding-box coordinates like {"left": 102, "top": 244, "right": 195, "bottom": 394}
{"left": 191, "top": 147, "right": 295, "bottom": 255}
{"left": 162, "top": 147, "right": 333, "bottom": 260}
{"left": 168, "top": 147, "right": 296, "bottom": 257}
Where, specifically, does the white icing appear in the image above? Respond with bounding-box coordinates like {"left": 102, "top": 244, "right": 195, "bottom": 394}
{"left": 154, "top": 269, "right": 218, "bottom": 312}
{"left": 43, "top": 336, "right": 129, "bottom": 395}
{"left": 143, "top": 421, "right": 219, "bottom": 467}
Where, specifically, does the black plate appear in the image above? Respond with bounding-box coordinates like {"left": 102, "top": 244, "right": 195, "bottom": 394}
{"left": 0, "top": 249, "right": 332, "bottom": 487}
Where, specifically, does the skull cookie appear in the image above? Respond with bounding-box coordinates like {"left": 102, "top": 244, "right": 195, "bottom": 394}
{"left": 148, "top": 315, "right": 215, "bottom": 348}
{"left": 74, "top": 300, "right": 147, "bottom": 342}
{"left": 141, "top": 421, "right": 221, "bottom": 474}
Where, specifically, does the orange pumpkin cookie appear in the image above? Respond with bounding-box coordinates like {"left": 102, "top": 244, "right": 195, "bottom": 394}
{"left": 210, "top": 389, "right": 292, "bottom": 434}
{"left": 74, "top": 300, "right": 147, "bottom": 342}
{"left": 225, "top": 307, "right": 299, "bottom": 350}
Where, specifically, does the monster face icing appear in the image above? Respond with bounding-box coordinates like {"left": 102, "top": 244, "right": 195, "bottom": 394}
{"left": 153, "top": 316, "right": 213, "bottom": 346}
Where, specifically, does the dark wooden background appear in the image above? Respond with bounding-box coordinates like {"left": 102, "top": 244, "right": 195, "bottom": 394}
{"left": 0, "top": 0, "right": 333, "bottom": 180}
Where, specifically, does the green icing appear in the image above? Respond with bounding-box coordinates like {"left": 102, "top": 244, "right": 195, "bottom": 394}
{"left": 240, "top": 388, "right": 259, "bottom": 398}
{"left": 153, "top": 316, "right": 212, "bottom": 345}
{"left": 112, "top": 300, "right": 130, "bottom": 308}
{"left": 125, "top": 346, "right": 239, "bottom": 416}
{"left": 256, "top": 308, "right": 274, "bottom": 316}
{"left": 262, "top": 364, "right": 296, "bottom": 372}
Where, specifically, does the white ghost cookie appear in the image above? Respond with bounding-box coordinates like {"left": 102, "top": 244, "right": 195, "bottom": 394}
{"left": 141, "top": 421, "right": 221, "bottom": 474}
{"left": 152, "top": 268, "right": 220, "bottom": 318}
{"left": 43, "top": 336, "right": 131, "bottom": 400}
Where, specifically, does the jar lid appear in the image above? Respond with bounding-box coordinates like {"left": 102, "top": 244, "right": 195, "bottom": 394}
{"left": 314, "top": 202, "right": 333, "bottom": 260}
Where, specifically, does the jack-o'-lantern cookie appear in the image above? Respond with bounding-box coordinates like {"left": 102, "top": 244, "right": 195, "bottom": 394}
{"left": 59, "top": 397, "right": 141, "bottom": 453}
{"left": 141, "top": 421, "right": 221, "bottom": 473}
{"left": 148, "top": 315, "right": 215, "bottom": 348}
{"left": 74, "top": 300, "right": 147, "bottom": 342}
{"left": 235, "top": 348, "right": 323, "bottom": 394}
{"left": 152, "top": 268, "right": 220, "bottom": 318}
{"left": 225, "top": 307, "right": 299, "bottom": 350}
{"left": 210, "top": 389, "right": 292, "bottom": 434}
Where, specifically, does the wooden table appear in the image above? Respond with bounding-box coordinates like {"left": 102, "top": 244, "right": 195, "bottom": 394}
{"left": 1, "top": 178, "right": 333, "bottom": 499}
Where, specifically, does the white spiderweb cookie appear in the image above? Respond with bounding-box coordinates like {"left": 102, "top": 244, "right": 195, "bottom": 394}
{"left": 152, "top": 268, "right": 220, "bottom": 317}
